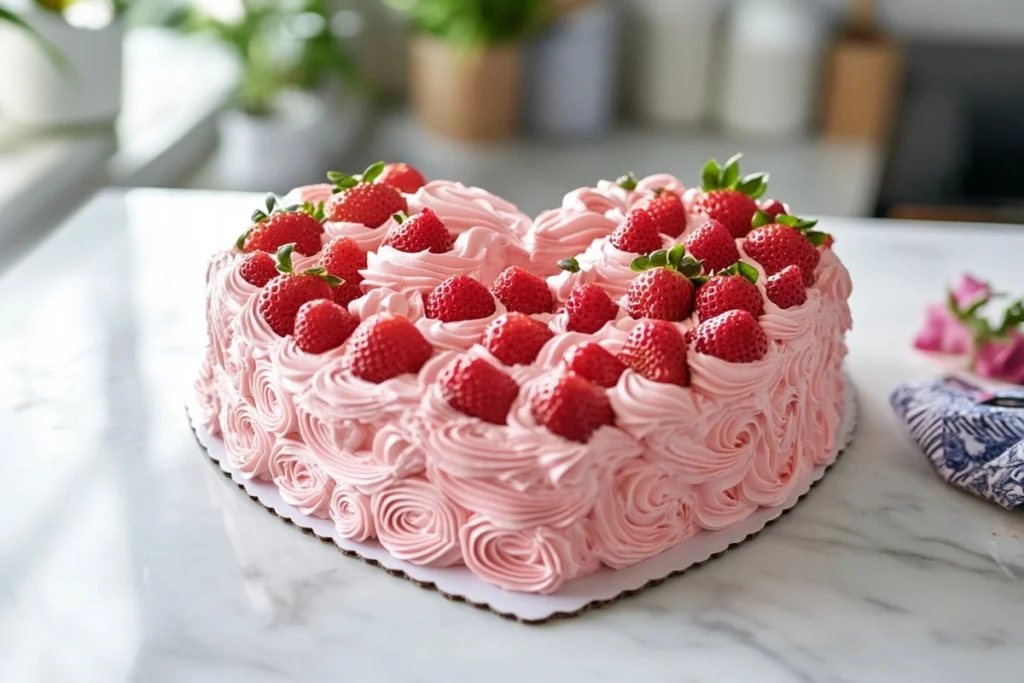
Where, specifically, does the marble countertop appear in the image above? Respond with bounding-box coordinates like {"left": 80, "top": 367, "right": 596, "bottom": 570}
{"left": 1, "top": 189, "right": 1023, "bottom": 683}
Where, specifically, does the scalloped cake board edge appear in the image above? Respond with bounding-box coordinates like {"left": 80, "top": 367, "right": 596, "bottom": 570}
{"left": 186, "top": 378, "right": 858, "bottom": 624}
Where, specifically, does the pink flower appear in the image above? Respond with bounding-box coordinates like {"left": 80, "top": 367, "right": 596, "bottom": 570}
{"left": 913, "top": 303, "right": 972, "bottom": 354}
{"left": 952, "top": 274, "right": 991, "bottom": 309}
{"left": 974, "top": 331, "right": 1024, "bottom": 385}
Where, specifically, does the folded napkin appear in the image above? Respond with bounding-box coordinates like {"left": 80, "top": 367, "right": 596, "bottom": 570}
{"left": 890, "top": 378, "right": 1024, "bottom": 509}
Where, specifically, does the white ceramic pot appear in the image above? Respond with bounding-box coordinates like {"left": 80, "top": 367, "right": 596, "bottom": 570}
{"left": 0, "top": 11, "right": 123, "bottom": 128}
{"left": 525, "top": 0, "right": 619, "bottom": 137}
{"left": 627, "top": 0, "right": 721, "bottom": 127}
{"left": 217, "top": 89, "right": 341, "bottom": 193}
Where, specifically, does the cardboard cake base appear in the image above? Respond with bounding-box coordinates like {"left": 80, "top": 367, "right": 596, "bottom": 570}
{"left": 186, "top": 381, "right": 858, "bottom": 624}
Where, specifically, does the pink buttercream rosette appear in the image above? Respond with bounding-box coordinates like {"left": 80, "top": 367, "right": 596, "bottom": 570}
{"left": 269, "top": 438, "right": 335, "bottom": 518}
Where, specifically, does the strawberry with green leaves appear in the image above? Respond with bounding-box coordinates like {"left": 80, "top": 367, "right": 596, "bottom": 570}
{"left": 318, "top": 236, "right": 367, "bottom": 306}
{"left": 686, "top": 218, "right": 741, "bottom": 273}
{"left": 380, "top": 208, "right": 454, "bottom": 254}
{"left": 257, "top": 243, "right": 342, "bottom": 337}
{"left": 694, "top": 261, "right": 765, "bottom": 322}
{"left": 743, "top": 211, "right": 829, "bottom": 286}
{"left": 626, "top": 244, "right": 704, "bottom": 321}
{"left": 325, "top": 161, "right": 408, "bottom": 228}
{"left": 690, "top": 154, "right": 768, "bottom": 239}
{"left": 638, "top": 186, "right": 687, "bottom": 238}
{"left": 237, "top": 194, "right": 324, "bottom": 256}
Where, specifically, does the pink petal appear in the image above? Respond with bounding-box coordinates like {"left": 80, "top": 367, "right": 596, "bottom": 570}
{"left": 913, "top": 303, "right": 972, "bottom": 354}
{"left": 952, "top": 274, "right": 991, "bottom": 309}
{"left": 975, "top": 332, "right": 1024, "bottom": 385}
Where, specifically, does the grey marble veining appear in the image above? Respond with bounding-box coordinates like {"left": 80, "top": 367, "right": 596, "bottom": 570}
{"left": 1, "top": 189, "right": 1023, "bottom": 683}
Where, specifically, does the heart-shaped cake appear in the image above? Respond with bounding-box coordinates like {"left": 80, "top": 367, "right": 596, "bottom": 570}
{"left": 195, "top": 156, "right": 853, "bottom": 595}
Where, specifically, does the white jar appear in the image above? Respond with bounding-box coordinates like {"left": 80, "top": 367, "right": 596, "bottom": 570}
{"left": 718, "top": 0, "right": 825, "bottom": 137}
{"left": 627, "top": 0, "right": 721, "bottom": 127}
{"left": 0, "top": 10, "right": 124, "bottom": 128}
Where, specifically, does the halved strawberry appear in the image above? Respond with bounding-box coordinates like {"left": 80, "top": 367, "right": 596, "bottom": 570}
{"left": 694, "top": 262, "right": 764, "bottom": 322}
{"left": 610, "top": 207, "right": 662, "bottom": 254}
{"left": 482, "top": 312, "right": 554, "bottom": 366}
{"left": 342, "top": 313, "right": 434, "bottom": 383}
{"left": 491, "top": 266, "right": 554, "bottom": 314}
{"left": 237, "top": 194, "right": 323, "bottom": 256}
{"left": 743, "top": 212, "right": 827, "bottom": 286}
{"left": 693, "top": 309, "right": 769, "bottom": 363}
{"left": 686, "top": 218, "right": 740, "bottom": 273}
{"left": 642, "top": 189, "right": 687, "bottom": 238}
{"left": 563, "top": 283, "right": 619, "bottom": 334}
{"left": 439, "top": 356, "right": 519, "bottom": 425}
{"left": 257, "top": 244, "right": 341, "bottom": 336}
{"left": 765, "top": 264, "right": 807, "bottom": 309}
{"left": 530, "top": 371, "right": 614, "bottom": 443}
{"left": 425, "top": 275, "right": 496, "bottom": 322}
{"left": 618, "top": 319, "right": 689, "bottom": 386}
{"left": 319, "top": 236, "right": 367, "bottom": 306}
{"left": 239, "top": 251, "right": 278, "bottom": 287}
{"left": 325, "top": 162, "right": 407, "bottom": 228}
{"left": 380, "top": 208, "right": 454, "bottom": 254}
{"left": 562, "top": 342, "right": 626, "bottom": 388}
{"left": 690, "top": 154, "right": 767, "bottom": 239}
{"left": 378, "top": 162, "right": 427, "bottom": 194}
{"left": 294, "top": 300, "right": 360, "bottom": 354}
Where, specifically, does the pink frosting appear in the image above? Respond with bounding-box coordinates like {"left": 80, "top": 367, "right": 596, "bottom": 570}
{"left": 195, "top": 352, "right": 222, "bottom": 437}
{"left": 815, "top": 248, "right": 854, "bottom": 334}
{"left": 589, "top": 456, "right": 699, "bottom": 569}
{"left": 348, "top": 288, "right": 424, "bottom": 322}
{"left": 414, "top": 301, "right": 505, "bottom": 351}
{"left": 525, "top": 208, "right": 618, "bottom": 276}
{"left": 371, "top": 476, "right": 468, "bottom": 567}
{"left": 459, "top": 515, "right": 588, "bottom": 594}
{"left": 284, "top": 183, "right": 334, "bottom": 206}
{"left": 409, "top": 180, "right": 531, "bottom": 240}
{"left": 222, "top": 397, "right": 274, "bottom": 481}
{"left": 329, "top": 486, "right": 376, "bottom": 541}
{"left": 361, "top": 227, "right": 505, "bottom": 295}
{"left": 692, "top": 481, "right": 756, "bottom": 531}
{"left": 271, "top": 337, "right": 346, "bottom": 396}
{"left": 550, "top": 235, "right": 674, "bottom": 302}
{"left": 323, "top": 215, "right": 396, "bottom": 252}
{"left": 249, "top": 356, "right": 297, "bottom": 437}
{"left": 269, "top": 438, "right": 335, "bottom": 518}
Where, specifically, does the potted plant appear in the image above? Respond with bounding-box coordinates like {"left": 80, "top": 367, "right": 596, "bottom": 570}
{"left": 174, "top": 0, "right": 367, "bottom": 192}
{"left": 386, "top": 0, "right": 549, "bottom": 142}
{"left": 0, "top": 0, "right": 128, "bottom": 128}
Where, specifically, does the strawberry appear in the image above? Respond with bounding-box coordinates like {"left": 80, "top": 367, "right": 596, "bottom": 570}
{"left": 563, "top": 283, "right": 619, "bottom": 334}
{"left": 609, "top": 207, "right": 662, "bottom": 254}
{"left": 237, "top": 195, "right": 323, "bottom": 256}
{"left": 482, "top": 312, "right": 554, "bottom": 366}
{"left": 319, "top": 236, "right": 367, "bottom": 306}
{"left": 491, "top": 266, "right": 554, "bottom": 314}
{"left": 239, "top": 251, "right": 278, "bottom": 287}
{"left": 642, "top": 189, "right": 687, "bottom": 238}
{"left": 439, "top": 356, "right": 519, "bottom": 424}
{"left": 690, "top": 154, "right": 767, "bottom": 239}
{"left": 618, "top": 320, "right": 689, "bottom": 386}
{"left": 765, "top": 265, "right": 807, "bottom": 309}
{"left": 626, "top": 268, "right": 694, "bottom": 321}
{"left": 425, "top": 275, "right": 496, "bottom": 322}
{"left": 625, "top": 244, "right": 704, "bottom": 321}
{"left": 325, "top": 162, "right": 407, "bottom": 228}
{"left": 380, "top": 208, "right": 454, "bottom": 254}
{"left": 694, "top": 263, "right": 765, "bottom": 322}
{"left": 822, "top": 234, "right": 834, "bottom": 249}
{"left": 759, "top": 199, "right": 787, "bottom": 219}
{"left": 342, "top": 313, "right": 433, "bottom": 383}
{"left": 257, "top": 244, "right": 341, "bottom": 336}
{"left": 562, "top": 342, "right": 626, "bottom": 388}
{"left": 693, "top": 309, "right": 769, "bottom": 363}
{"left": 294, "top": 300, "right": 360, "bottom": 354}
{"left": 530, "top": 372, "right": 614, "bottom": 443}
{"left": 378, "top": 162, "right": 427, "bottom": 194}
{"left": 743, "top": 212, "right": 828, "bottom": 286}
{"left": 686, "top": 218, "right": 740, "bottom": 273}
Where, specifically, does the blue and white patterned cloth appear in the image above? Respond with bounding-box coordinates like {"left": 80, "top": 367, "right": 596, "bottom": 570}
{"left": 890, "top": 378, "right": 1024, "bottom": 509}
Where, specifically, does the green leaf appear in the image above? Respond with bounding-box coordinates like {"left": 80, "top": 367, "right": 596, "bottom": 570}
{"left": 691, "top": 275, "right": 709, "bottom": 287}
{"left": 963, "top": 295, "right": 991, "bottom": 320}
{"left": 323, "top": 274, "right": 344, "bottom": 287}
{"left": 235, "top": 230, "right": 250, "bottom": 251}
{"left": 737, "top": 261, "right": 759, "bottom": 285}
{"left": 797, "top": 217, "right": 819, "bottom": 229}
{"left": 751, "top": 210, "right": 772, "bottom": 229}
{"left": 362, "top": 161, "right": 386, "bottom": 184}
{"left": 700, "top": 159, "right": 722, "bottom": 191}
{"left": 393, "top": 212, "right": 407, "bottom": 224}
{"left": 304, "top": 267, "right": 326, "bottom": 276}
{"left": 668, "top": 244, "right": 686, "bottom": 268}
{"left": 629, "top": 255, "right": 653, "bottom": 272}
{"left": 276, "top": 243, "right": 296, "bottom": 274}
{"left": 776, "top": 214, "right": 799, "bottom": 227}
{"left": 737, "top": 173, "right": 768, "bottom": 198}
{"left": 250, "top": 209, "right": 267, "bottom": 224}
{"left": 805, "top": 231, "right": 830, "bottom": 247}
{"left": 998, "top": 299, "right": 1024, "bottom": 335}
{"left": 946, "top": 290, "right": 963, "bottom": 319}
{"left": 326, "top": 171, "right": 347, "bottom": 182}
{"left": 264, "top": 194, "right": 277, "bottom": 214}
{"left": 558, "top": 257, "right": 581, "bottom": 273}
{"left": 649, "top": 250, "right": 669, "bottom": 268}
{"left": 616, "top": 172, "right": 638, "bottom": 191}
{"left": 722, "top": 153, "right": 743, "bottom": 188}
{"left": 677, "top": 256, "right": 704, "bottom": 279}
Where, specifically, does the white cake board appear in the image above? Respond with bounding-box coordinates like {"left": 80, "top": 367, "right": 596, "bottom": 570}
{"left": 186, "top": 381, "right": 858, "bottom": 624}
